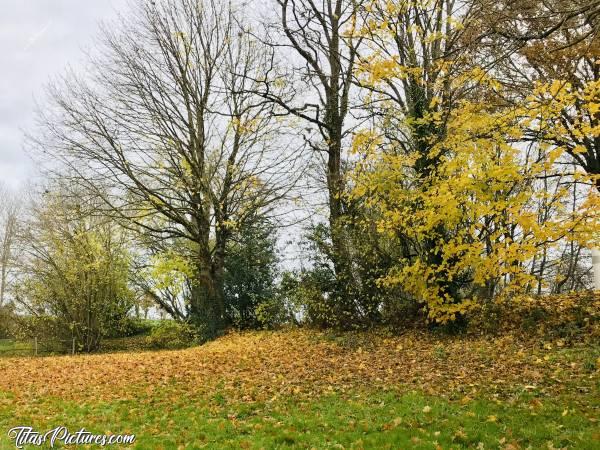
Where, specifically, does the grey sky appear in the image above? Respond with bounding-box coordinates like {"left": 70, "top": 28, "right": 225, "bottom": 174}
{"left": 0, "top": 0, "right": 128, "bottom": 190}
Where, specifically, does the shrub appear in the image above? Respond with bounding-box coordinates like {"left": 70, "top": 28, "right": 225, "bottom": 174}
{"left": 468, "top": 291, "right": 600, "bottom": 342}
{"left": 380, "top": 292, "right": 426, "bottom": 330}
{"left": 12, "top": 315, "right": 75, "bottom": 353}
{"left": 276, "top": 269, "right": 334, "bottom": 328}
{"left": 146, "top": 320, "right": 198, "bottom": 350}
{"left": 255, "top": 297, "right": 293, "bottom": 329}
{"left": 14, "top": 315, "right": 67, "bottom": 341}
{"left": 108, "top": 317, "right": 155, "bottom": 338}
{"left": 0, "top": 305, "right": 16, "bottom": 339}
{"left": 223, "top": 218, "right": 279, "bottom": 329}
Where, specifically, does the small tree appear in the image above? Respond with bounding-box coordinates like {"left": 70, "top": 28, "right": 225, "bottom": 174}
{"left": 0, "top": 184, "right": 19, "bottom": 308}
{"left": 134, "top": 240, "right": 196, "bottom": 323}
{"left": 15, "top": 192, "right": 134, "bottom": 352}
{"left": 223, "top": 217, "right": 279, "bottom": 329}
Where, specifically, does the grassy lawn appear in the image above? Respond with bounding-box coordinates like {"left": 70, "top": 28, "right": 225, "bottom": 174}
{"left": 0, "top": 333, "right": 152, "bottom": 357}
{"left": 0, "top": 330, "right": 598, "bottom": 449}
{"left": 0, "top": 387, "right": 598, "bottom": 449}
{"left": 0, "top": 340, "right": 33, "bottom": 357}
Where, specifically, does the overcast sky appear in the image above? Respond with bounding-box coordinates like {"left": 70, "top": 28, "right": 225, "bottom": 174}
{"left": 0, "top": 0, "right": 129, "bottom": 190}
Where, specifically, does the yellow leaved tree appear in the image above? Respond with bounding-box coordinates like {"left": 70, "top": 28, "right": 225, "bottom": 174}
{"left": 349, "top": 0, "right": 599, "bottom": 322}
{"left": 351, "top": 95, "right": 598, "bottom": 322}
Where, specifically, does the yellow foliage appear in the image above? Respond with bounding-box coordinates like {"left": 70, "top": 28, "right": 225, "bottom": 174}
{"left": 349, "top": 84, "right": 599, "bottom": 322}
{"left": 149, "top": 251, "right": 194, "bottom": 294}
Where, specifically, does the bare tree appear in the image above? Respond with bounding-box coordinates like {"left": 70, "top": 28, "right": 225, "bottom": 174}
{"left": 33, "top": 0, "right": 298, "bottom": 339}
{"left": 253, "top": 0, "right": 366, "bottom": 319}
{"left": 0, "top": 184, "right": 19, "bottom": 307}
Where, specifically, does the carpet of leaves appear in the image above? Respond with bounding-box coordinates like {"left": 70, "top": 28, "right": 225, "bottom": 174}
{"left": 0, "top": 327, "right": 597, "bottom": 409}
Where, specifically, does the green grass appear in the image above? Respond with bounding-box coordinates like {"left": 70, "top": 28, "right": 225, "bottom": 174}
{"left": 0, "top": 387, "right": 598, "bottom": 449}
{"left": 0, "top": 339, "right": 33, "bottom": 357}
{"left": 0, "top": 332, "right": 154, "bottom": 357}
{"left": 0, "top": 339, "right": 74, "bottom": 357}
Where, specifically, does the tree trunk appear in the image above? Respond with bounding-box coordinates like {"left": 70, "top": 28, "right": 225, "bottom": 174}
{"left": 326, "top": 134, "right": 359, "bottom": 326}
{"left": 592, "top": 248, "right": 600, "bottom": 291}
{"left": 189, "top": 258, "right": 226, "bottom": 341}
{"left": 0, "top": 213, "right": 16, "bottom": 308}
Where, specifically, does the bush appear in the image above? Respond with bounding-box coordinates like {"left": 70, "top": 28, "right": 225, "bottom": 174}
{"left": 12, "top": 314, "right": 76, "bottom": 353}
{"left": 107, "top": 317, "right": 155, "bottom": 338}
{"left": 0, "top": 305, "right": 16, "bottom": 339}
{"left": 145, "top": 320, "right": 198, "bottom": 350}
{"left": 380, "top": 292, "right": 426, "bottom": 330}
{"left": 14, "top": 315, "right": 67, "bottom": 341}
{"left": 468, "top": 291, "right": 600, "bottom": 342}
{"left": 275, "top": 269, "right": 334, "bottom": 328}
{"left": 295, "top": 221, "right": 409, "bottom": 329}
{"left": 223, "top": 217, "right": 279, "bottom": 329}
{"left": 255, "top": 297, "right": 296, "bottom": 329}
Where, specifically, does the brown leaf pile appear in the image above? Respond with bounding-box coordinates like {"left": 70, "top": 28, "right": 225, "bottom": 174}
{"left": 0, "top": 329, "right": 597, "bottom": 405}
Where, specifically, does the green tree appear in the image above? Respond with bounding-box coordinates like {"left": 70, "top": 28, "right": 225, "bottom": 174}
{"left": 223, "top": 218, "right": 279, "bottom": 329}
{"left": 15, "top": 192, "right": 134, "bottom": 352}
